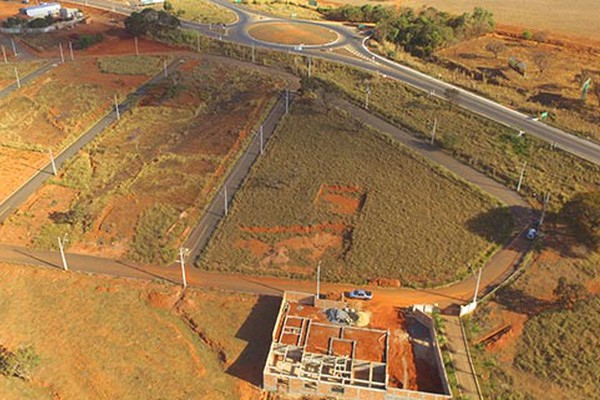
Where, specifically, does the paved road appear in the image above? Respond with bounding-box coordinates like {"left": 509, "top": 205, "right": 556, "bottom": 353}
{"left": 0, "top": 58, "right": 184, "bottom": 222}
{"left": 66, "top": 0, "right": 600, "bottom": 165}
{"left": 185, "top": 92, "right": 291, "bottom": 260}
{"left": 0, "top": 61, "right": 56, "bottom": 100}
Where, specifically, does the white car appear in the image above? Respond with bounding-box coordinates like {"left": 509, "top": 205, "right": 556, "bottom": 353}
{"left": 526, "top": 228, "right": 538, "bottom": 240}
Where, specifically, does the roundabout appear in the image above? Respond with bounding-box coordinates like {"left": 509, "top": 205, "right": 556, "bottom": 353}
{"left": 247, "top": 21, "right": 340, "bottom": 47}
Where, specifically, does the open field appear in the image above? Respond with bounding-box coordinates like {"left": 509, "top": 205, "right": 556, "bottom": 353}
{"left": 309, "top": 61, "right": 600, "bottom": 210}
{"left": 0, "top": 56, "right": 290, "bottom": 263}
{"left": 169, "top": 0, "right": 237, "bottom": 24}
{"left": 248, "top": 22, "right": 338, "bottom": 46}
{"left": 0, "top": 56, "right": 160, "bottom": 203}
{"left": 201, "top": 97, "right": 510, "bottom": 286}
{"left": 465, "top": 221, "right": 600, "bottom": 400}
{"left": 0, "top": 262, "right": 278, "bottom": 400}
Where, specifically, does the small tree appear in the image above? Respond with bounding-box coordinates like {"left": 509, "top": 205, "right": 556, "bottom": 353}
{"left": 553, "top": 277, "right": 588, "bottom": 310}
{"left": 562, "top": 190, "right": 600, "bottom": 248}
{"left": 533, "top": 52, "right": 550, "bottom": 74}
{"left": 485, "top": 41, "right": 505, "bottom": 59}
{"left": 522, "top": 30, "right": 533, "bottom": 40}
{"left": 0, "top": 346, "right": 40, "bottom": 381}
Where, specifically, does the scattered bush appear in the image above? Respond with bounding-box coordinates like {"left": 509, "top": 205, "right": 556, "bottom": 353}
{"left": 129, "top": 203, "right": 179, "bottom": 265}
{"left": 0, "top": 345, "right": 40, "bottom": 381}
{"left": 124, "top": 8, "right": 180, "bottom": 38}
{"left": 522, "top": 30, "right": 533, "bottom": 40}
{"left": 72, "top": 33, "right": 104, "bottom": 50}
{"left": 562, "top": 190, "right": 600, "bottom": 249}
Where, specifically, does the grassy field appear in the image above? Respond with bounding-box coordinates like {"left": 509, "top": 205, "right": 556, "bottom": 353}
{"left": 248, "top": 22, "right": 338, "bottom": 45}
{"left": 201, "top": 97, "right": 510, "bottom": 286}
{"left": 308, "top": 61, "right": 600, "bottom": 210}
{"left": 0, "top": 262, "right": 278, "bottom": 400}
{"left": 0, "top": 56, "right": 288, "bottom": 264}
{"left": 0, "top": 56, "right": 160, "bottom": 203}
{"left": 170, "top": 0, "right": 237, "bottom": 24}
{"left": 465, "top": 222, "right": 600, "bottom": 400}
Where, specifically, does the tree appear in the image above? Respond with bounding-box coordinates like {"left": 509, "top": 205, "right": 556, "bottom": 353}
{"left": 124, "top": 8, "right": 180, "bottom": 38}
{"left": 485, "top": 41, "right": 505, "bottom": 59}
{"left": 0, "top": 346, "right": 40, "bottom": 381}
{"left": 562, "top": 190, "right": 600, "bottom": 248}
{"left": 163, "top": 0, "right": 173, "bottom": 11}
{"left": 533, "top": 52, "right": 550, "bottom": 74}
{"left": 553, "top": 277, "right": 588, "bottom": 310}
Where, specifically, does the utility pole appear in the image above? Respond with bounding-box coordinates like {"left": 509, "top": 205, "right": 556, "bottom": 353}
{"left": 114, "top": 95, "right": 120, "bottom": 120}
{"left": 14, "top": 67, "right": 20, "bottom": 88}
{"left": 364, "top": 84, "right": 371, "bottom": 109}
{"left": 516, "top": 161, "right": 527, "bottom": 192}
{"left": 196, "top": 32, "right": 200, "bottom": 52}
{"left": 1, "top": 46, "right": 7, "bottom": 64}
{"left": 10, "top": 38, "right": 17, "bottom": 57}
{"left": 57, "top": 234, "right": 68, "bottom": 271}
{"left": 430, "top": 118, "right": 437, "bottom": 145}
{"left": 134, "top": 36, "right": 139, "bottom": 56}
{"left": 68, "top": 41, "right": 74, "bottom": 61}
{"left": 49, "top": 148, "right": 57, "bottom": 176}
{"left": 539, "top": 192, "right": 550, "bottom": 228}
{"left": 259, "top": 124, "right": 264, "bottom": 154}
{"left": 473, "top": 267, "right": 482, "bottom": 303}
{"left": 316, "top": 261, "right": 321, "bottom": 300}
{"left": 285, "top": 89, "right": 290, "bottom": 114}
{"left": 59, "top": 43, "right": 64, "bottom": 64}
{"left": 178, "top": 247, "right": 190, "bottom": 289}
{"left": 251, "top": 43, "right": 255, "bottom": 63}
{"left": 223, "top": 186, "right": 228, "bottom": 216}
{"left": 163, "top": 58, "right": 168, "bottom": 78}
{"left": 307, "top": 56, "right": 312, "bottom": 78}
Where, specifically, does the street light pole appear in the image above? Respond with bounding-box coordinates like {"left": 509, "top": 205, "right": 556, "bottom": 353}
{"left": 57, "top": 234, "right": 68, "bottom": 271}
{"left": 179, "top": 247, "right": 190, "bottom": 289}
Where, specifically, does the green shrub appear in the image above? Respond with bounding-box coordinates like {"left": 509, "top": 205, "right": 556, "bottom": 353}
{"left": 0, "top": 345, "right": 41, "bottom": 381}
{"left": 128, "top": 203, "right": 179, "bottom": 265}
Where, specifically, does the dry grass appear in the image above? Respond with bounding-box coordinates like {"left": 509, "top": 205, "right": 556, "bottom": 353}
{"left": 201, "top": 98, "right": 509, "bottom": 286}
{"left": 0, "top": 262, "right": 273, "bottom": 400}
{"left": 97, "top": 55, "right": 167, "bottom": 76}
{"left": 239, "top": 0, "right": 323, "bottom": 20}
{"left": 309, "top": 61, "right": 600, "bottom": 210}
{"left": 0, "top": 56, "right": 288, "bottom": 263}
{"left": 248, "top": 22, "right": 338, "bottom": 45}
{"left": 170, "top": 0, "right": 237, "bottom": 24}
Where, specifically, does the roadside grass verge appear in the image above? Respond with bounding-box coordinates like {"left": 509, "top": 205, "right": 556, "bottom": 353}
{"left": 170, "top": 0, "right": 237, "bottom": 24}
{"left": 201, "top": 98, "right": 510, "bottom": 286}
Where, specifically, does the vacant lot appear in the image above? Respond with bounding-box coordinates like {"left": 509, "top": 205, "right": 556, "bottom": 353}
{"left": 0, "top": 56, "right": 289, "bottom": 264}
{"left": 310, "top": 61, "right": 600, "bottom": 210}
{"left": 0, "top": 56, "right": 159, "bottom": 203}
{"left": 248, "top": 22, "right": 338, "bottom": 46}
{"left": 169, "top": 0, "right": 237, "bottom": 24}
{"left": 236, "top": 0, "right": 322, "bottom": 20}
{"left": 466, "top": 223, "right": 600, "bottom": 400}
{"left": 202, "top": 98, "right": 509, "bottom": 286}
{"left": 0, "top": 262, "right": 279, "bottom": 400}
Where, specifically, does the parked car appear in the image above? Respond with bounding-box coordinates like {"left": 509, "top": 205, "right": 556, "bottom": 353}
{"left": 526, "top": 228, "right": 538, "bottom": 240}
{"left": 347, "top": 289, "right": 373, "bottom": 300}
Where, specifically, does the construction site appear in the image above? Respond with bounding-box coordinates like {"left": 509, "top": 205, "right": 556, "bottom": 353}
{"left": 263, "top": 291, "right": 452, "bottom": 400}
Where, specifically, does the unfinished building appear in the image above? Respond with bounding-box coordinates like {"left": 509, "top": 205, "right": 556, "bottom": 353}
{"left": 263, "top": 291, "right": 452, "bottom": 400}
